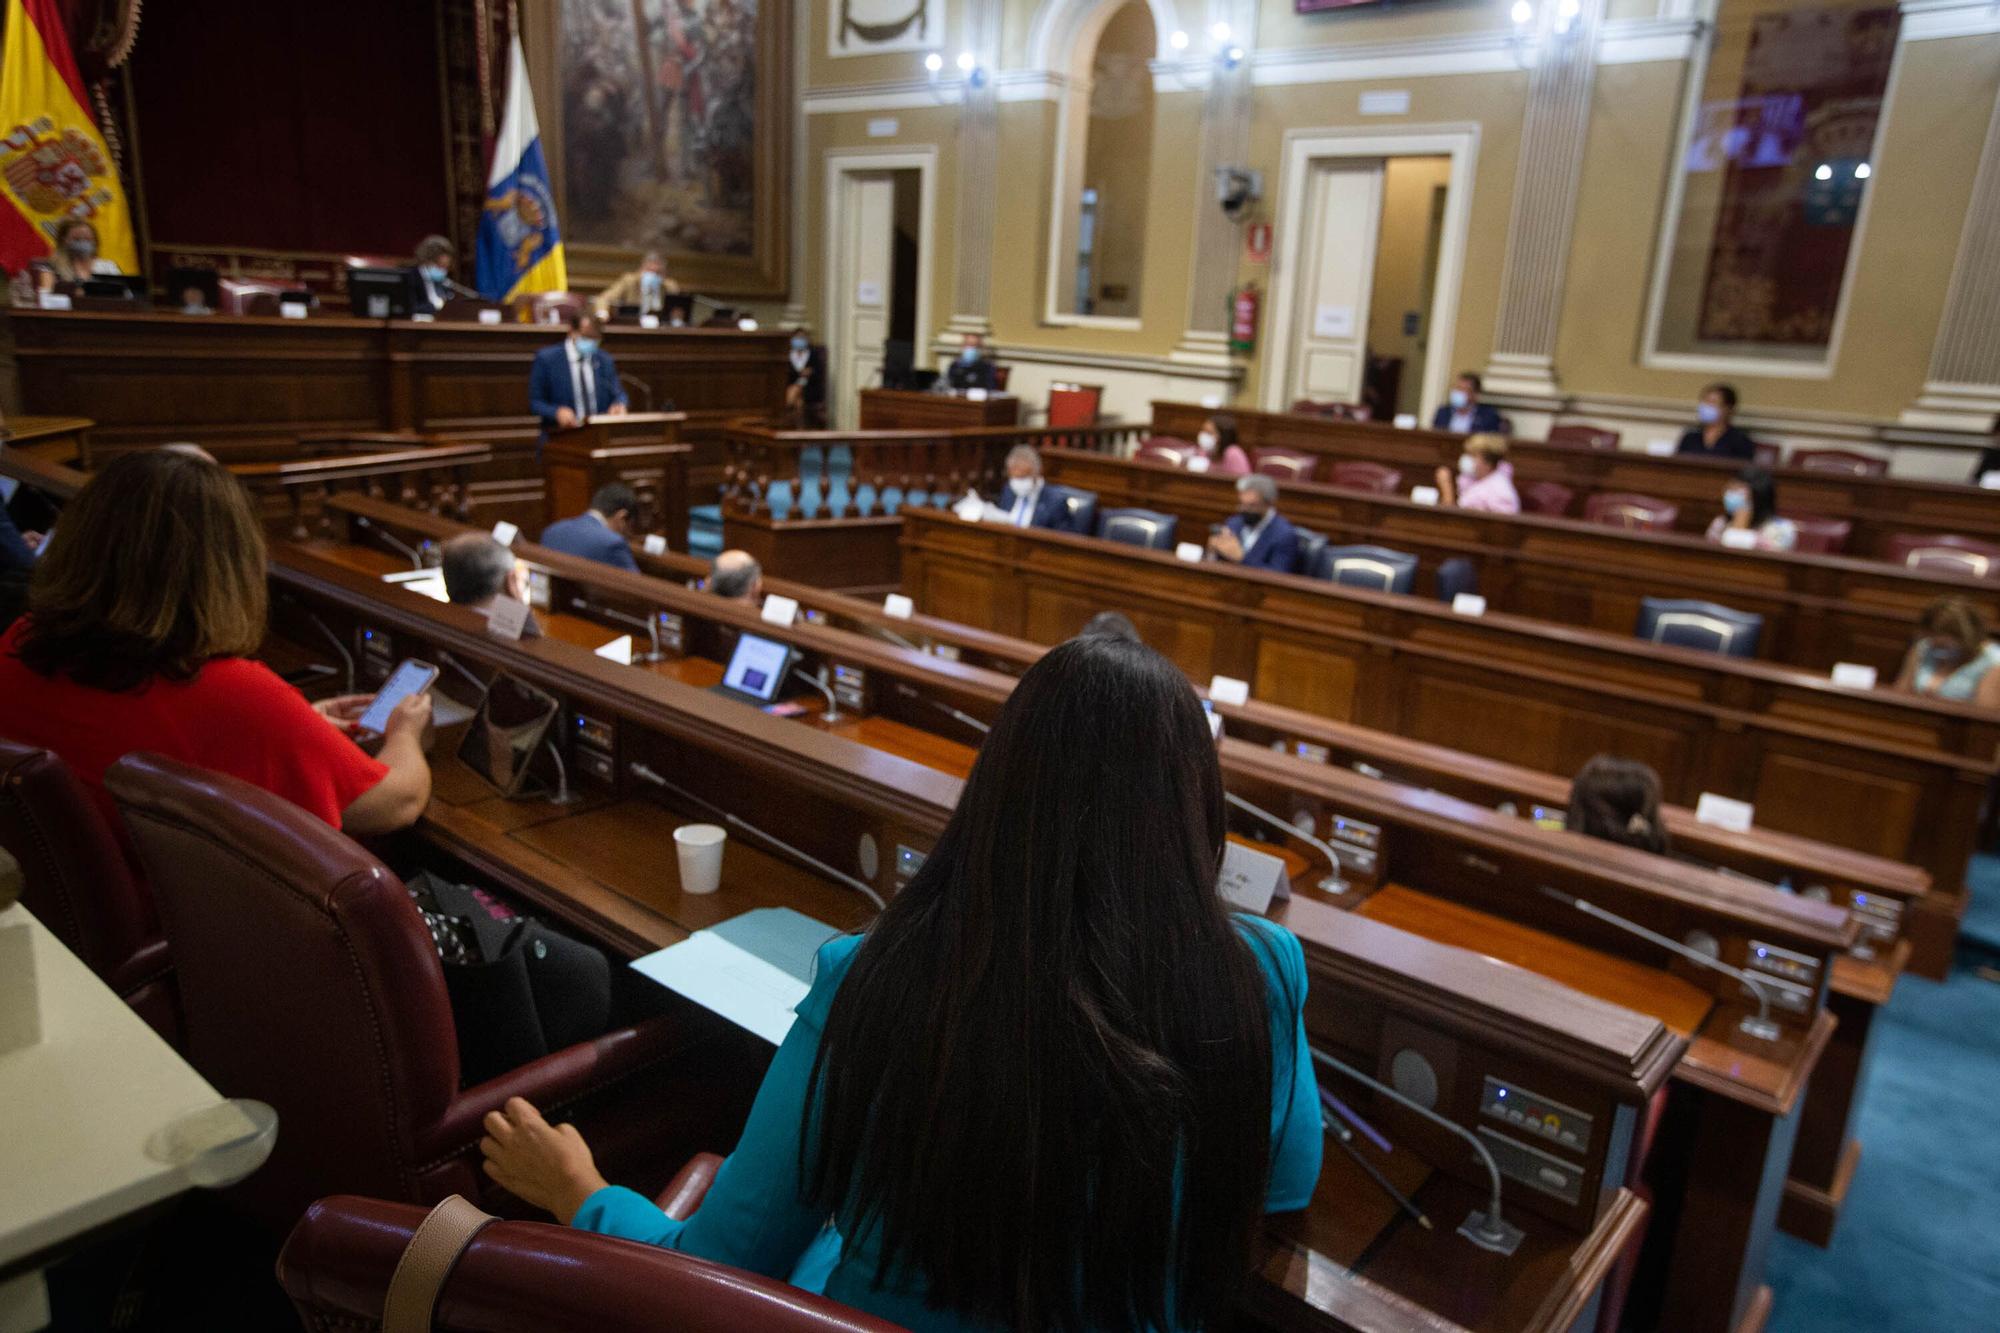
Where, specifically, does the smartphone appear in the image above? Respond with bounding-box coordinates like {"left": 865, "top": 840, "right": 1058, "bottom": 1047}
{"left": 356, "top": 659, "right": 438, "bottom": 736}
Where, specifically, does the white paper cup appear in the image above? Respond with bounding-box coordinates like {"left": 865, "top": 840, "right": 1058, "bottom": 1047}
{"left": 674, "top": 824, "right": 728, "bottom": 895}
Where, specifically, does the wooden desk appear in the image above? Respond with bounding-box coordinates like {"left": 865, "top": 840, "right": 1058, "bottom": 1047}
{"left": 0, "top": 415, "right": 92, "bottom": 465}
{"left": 859, "top": 388, "right": 1020, "bottom": 430}
{"left": 1041, "top": 447, "right": 2000, "bottom": 676}
{"left": 541, "top": 415, "right": 691, "bottom": 551}
{"left": 899, "top": 509, "right": 1998, "bottom": 915}
{"left": 1151, "top": 401, "right": 2000, "bottom": 561}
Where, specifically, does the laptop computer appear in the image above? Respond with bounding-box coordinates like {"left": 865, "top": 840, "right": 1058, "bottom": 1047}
{"left": 710, "top": 632, "right": 795, "bottom": 706}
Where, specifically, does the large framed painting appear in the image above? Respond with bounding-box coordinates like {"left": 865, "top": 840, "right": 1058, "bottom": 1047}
{"left": 527, "top": 0, "right": 790, "bottom": 297}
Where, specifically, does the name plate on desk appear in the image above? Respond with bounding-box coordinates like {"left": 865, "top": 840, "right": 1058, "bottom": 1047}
{"left": 1185, "top": 454, "right": 1211, "bottom": 473}
{"left": 761, "top": 594, "right": 800, "bottom": 627}
{"left": 37, "top": 293, "right": 71, "bottom": 311}
{"left": 279, "top": 301, "right": 309, "bottom": 320}
{"left": 1645, "top": 439, "right": 1677, "bottom": 457}
{"left": 1981, "top": 471, "right": 2000, "bottom": 490}
{"left": 1410, "top": 486, "right": 1441, "bottom": 506}
{"left": 595, "top": 635, "right": 634, "bottom": 664}
{"left": 1174, "top": 542, "right": 1206, "bottom": 563}
{"left": 1217, "top": 841, "right": 1290, "bottom": 915}
{"left": 1694, "top": 792, "right": 1754, "bottom": 833}
{"left": 640, "top": 314, "right": 661, "bottom": 329}
{"left": 642, "top": 534, "right": 668, "bottom": 556}
{"left": 491, "top": 520, "right": 519, "bottom": 547}
{"left": 1392, "top": 414, "right": 1416, "bottom": 430}
{"left": 883, "top": 593, "right": 915, "bottom": 620}
{"left": 1208, "top": 675, "right": 1250, "bottom": 707}
{"left": 965, "top": 388, "right": 989, "bottom": 402}
{"left": 485, "top": 597, "right": 531, "bottom": 641}
{"left": 1720, "top": 528, "right": 1759, "bottom": 550}
{"left": 1831, "top": 662, "right": 1878, "bottom": 689}
{"left": 1451, "top": 593, "right": 1487, "bottom": 616}
{"left": 479, "top": 308, "right": 504, "bottom": 325}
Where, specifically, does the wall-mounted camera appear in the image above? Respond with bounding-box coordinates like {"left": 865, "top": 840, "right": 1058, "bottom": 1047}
{"left": 1215, "top": 167, "right": 1263, "bottom": 219}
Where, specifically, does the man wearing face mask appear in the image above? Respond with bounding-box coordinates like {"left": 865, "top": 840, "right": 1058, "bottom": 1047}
{"left": 405, "top": 235, "right": 462, "bottom": 315}
{"left": 1430, "top": 372, "right": 1504, "bottom": 434}
{"left": 974, "top": 445, "right": 1074, "bottom": 531}
{"left": 593, "top": 251, "right": 681, "bottom": 321}
{"left": 944, "top": 332, "right": 999, "bottom": 392}
{"left": 529, "top": 312, "right": 629, "bottom": 442}
{"left": 10, "top": 219, "right": 122, "bottom": 305}
{"left": 1207, "top": 473, "right": 1300, "bottom": 572}
{"left": 1675, "top": 383, "right": 1756, "bottom": 460}
{"left": 782, "top": 328, "right": 827, "bottom": 426}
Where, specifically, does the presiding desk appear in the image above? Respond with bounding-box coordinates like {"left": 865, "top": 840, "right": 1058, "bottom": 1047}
{"left": 1041, "top": 448, "right": 2000, "bottom": 677}
{"left": 858, "top": 387, "right": 1021, "bottom": 430}
{"left": 898, "top": 508, "right": 1999, "bottom": 938}
{"left": 299, "top": 498, "right": 1862, "bottom": 1327}
{"left": 1149, "top": 401, "right": 2000, "bottom": 560}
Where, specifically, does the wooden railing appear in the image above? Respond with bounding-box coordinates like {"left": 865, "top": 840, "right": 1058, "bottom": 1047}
{"left": 232, "top": 434, "right": 493, "bottom": 540}
{"left": 719, "top": 419, "right": 1146, "bottom": 520}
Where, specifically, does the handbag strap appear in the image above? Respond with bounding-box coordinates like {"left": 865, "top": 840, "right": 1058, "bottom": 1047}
{"left": 381, "top": 1194, "right": 496, "bottom": 1333}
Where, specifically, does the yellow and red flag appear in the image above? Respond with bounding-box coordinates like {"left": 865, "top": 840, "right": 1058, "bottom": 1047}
{"left": 0, "top": 0, "right": 138, "bottom": 274}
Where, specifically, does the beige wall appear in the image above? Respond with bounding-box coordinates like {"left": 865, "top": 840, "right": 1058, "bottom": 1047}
{"left": 1074, "top": 2, "right": 1158, "bottom": 317}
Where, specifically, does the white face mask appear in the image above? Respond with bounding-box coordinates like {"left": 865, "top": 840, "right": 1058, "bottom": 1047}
{"left": 1008, "top": 476, "right": 1035, "bottom": 498}
{"left": 1458, "top": 453, "right": 1478, "bottom": 477}
{"left": 1449, "top": 389, "right": 1470, "bottom": 410}
{"left": 1197, "top": 430, "right": 1218, "bottom": 453}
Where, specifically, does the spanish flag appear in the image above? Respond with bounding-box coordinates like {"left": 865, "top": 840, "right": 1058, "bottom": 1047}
{"left": 0, "top": 0, "right": 139, "bottom": 276}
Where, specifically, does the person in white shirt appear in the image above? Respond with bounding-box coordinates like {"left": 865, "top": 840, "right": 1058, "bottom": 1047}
{"left": 1703, "top": 467, "right": 1797, "bottom": 552}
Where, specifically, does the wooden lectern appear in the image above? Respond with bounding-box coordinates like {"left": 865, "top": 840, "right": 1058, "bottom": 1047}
{"left": 542, "top": 412, "right": 692, "bottom": 551}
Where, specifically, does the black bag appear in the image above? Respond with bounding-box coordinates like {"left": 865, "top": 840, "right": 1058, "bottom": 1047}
{"left": 406, "top": 871, "right": 612, "bottom": 1087}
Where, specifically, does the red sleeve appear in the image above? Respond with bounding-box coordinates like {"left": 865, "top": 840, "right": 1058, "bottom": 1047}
{"left": 193, "top": 662, "right": 390, "bottom": 827}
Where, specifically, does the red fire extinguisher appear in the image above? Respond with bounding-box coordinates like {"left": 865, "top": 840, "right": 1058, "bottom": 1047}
{"left": 1230, "top": 284, "right": 1260, "bottom": 354}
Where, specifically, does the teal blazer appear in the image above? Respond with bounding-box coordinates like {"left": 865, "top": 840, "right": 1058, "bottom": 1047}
{"left": 574, "top": 916, "right": 1323, "bottom": 1331}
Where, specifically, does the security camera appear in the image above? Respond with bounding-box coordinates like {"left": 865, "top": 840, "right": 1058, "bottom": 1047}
{"left": 1215, "top": 167, "right": 1262, "bottom": 218}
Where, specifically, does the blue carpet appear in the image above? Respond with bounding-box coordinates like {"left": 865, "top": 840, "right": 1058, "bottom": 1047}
{"left": 1765, "top": 853, "right": 2000, "bottom": 1330}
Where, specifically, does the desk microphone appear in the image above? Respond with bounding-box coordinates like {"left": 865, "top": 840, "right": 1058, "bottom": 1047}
{"left": 1223, "top": 792, "right": 1346, "bottom": 895}
{"left": 790, "top": 664, "right": 842, "bottom": 723}
{"left": 569, "top": 597, "right": 663, "bottom": 662}
{"left": 285, "top": 602, "right": 355, "bottom": 695}
{"left": 892, "top": 682, "right": 989, "bottom": 736}
{"left": 1535, "top": 884, "right": 1781, "bottom": 1040}
{"left": 443, "top": 276, "right": 484, "bottom": 301}
{"left": 355, "top": 515, "right": 425, "bottom": 571}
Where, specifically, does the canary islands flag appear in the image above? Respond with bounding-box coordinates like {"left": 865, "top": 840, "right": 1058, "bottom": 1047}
{"left": 0, "top": 0, "right": 140, "bottom": 276}
{"left": 477, "top": 35, "right": 566, "bottom": 302}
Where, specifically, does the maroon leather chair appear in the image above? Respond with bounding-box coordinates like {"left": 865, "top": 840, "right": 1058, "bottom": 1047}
{"left": 1782, "top": 513, "right": 1853, "bottom": 555}
{"left": 104, "top": 752, "right": 739, "bottom": 1230}
{"left": 1792, "top": 447, "right": 1887, "bottom": 477}
{"left": 1753, "top": 442, "right": 1782, "bottom": 468}
{"left": 1135, "top": 437, "right": 1195, "bottom": 467}
{"left": 277, "top": 1167, "right": 906, "bottom": 1332}
{"left": 1289, "top": 398, "right": 1371, "bottom": 421}
{"left": 1882, "top": 532, "right": 2000, "bottom": 579}
{"left": 1046, "top": 382, "right": 1102, "bottom": 429}
{"left": 1546, "top": 424, "right": 1619, "bottom": 451}
{"left": 1326, "top": 460, "right": 1403, "bottom": 495}
{"left": 1583, "top": 492, "right": 1679, "bottom": 532}
{"left": 1522, "top": 480, "right": 1575, "bottom": 517}
{"left": 1252, "top": 447, "right": 1318, "bottom": 482}
{"left": 0, "top": 739, "right": 177, "bottom": 1039}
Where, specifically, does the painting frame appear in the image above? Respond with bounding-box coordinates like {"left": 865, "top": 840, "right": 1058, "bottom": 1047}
{"left": 524, "top": 0, "right": 790, "bottom": 299}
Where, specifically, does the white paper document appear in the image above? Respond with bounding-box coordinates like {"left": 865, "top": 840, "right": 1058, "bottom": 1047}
{"left": 630, "top": 931, "right": 810, "bottom": 1046}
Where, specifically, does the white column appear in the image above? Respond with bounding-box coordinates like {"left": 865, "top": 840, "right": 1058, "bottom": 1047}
{"left": 1481, "top": 0, "right": 1607, "bottom": 399}
{"left": 944, "top": 0, "right": 1004, "bottom": 338}
{"left": 781, "top": 0, "right": 811, "bottom": 328}
{"left": 1904, "top": 82, "right": 2000, "bottom": 430}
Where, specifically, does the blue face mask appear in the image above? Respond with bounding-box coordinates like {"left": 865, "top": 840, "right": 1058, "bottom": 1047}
{"left": 791, "top": 337, "right": 809, "bottom": 351}
{"left": 641, "top": 270, "right": 663, "bottom": 292}
{"left": 1697, "top": 402, "right": 1722, "bottom": 425}
{"left": 960, "top": 347, "right": 978, "bottom": 364}
{"left": 420, "top": 264, "right": 448, "bottom": 284}
{"left": 574, "top": 336, "right": 600, "bottom": 358}
{"left": 1722, "top": 490, "right": 1748, "bottom": 515}
{"left": 1448, "top": 389, "right": 1469, "bottom": 410}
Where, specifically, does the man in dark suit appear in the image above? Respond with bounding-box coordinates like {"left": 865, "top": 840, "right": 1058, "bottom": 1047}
{"left": 539, "top": 482, "right": 641, "bottom": 572}
{"left": 529, "top": 313, "right": 629, "bottom": 439}
{"left": 945, "top": 332, "right": 999, "bottom": 392}
{"left": 983, "top": 445, "right": 1075, "bottom": 532}
{"left": 1431, "top": 371, "right": 1505, "bottom": 434}
{"left": 1208, "top": 473, "right": 1300, "bottom": 573}
{"left": 783, "top": 329, "right": 828, "bottom": 426}
{"left": 405, "top": 234, "right": 460, "bottom": 315}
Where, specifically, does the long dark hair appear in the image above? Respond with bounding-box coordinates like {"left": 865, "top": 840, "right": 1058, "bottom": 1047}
{"left": 1566, "top": 754, "right": 1669, "bottom": 855}
{"left": 806, "top": 635, "right": 1277, "bottom": 1330}
{"left": 1736, "top": 466, "right": 1778, "bottom": 527}
{"left": 15, "top": 449, "right": 267, "bottom": 692}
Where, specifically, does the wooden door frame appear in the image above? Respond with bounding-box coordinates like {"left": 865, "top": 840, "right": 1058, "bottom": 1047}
{"left": 1261, "top": 125, "right": 1481, "bottom": 420}
{"left": 823, "top": 147, "right": 938, "bottom": 429}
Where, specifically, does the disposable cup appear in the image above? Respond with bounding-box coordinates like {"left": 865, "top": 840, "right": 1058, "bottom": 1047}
{"left": 674, "top": 823, "right": 728, "bottom": 895}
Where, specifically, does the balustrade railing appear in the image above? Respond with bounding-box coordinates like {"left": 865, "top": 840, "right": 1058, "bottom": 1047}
{"left": 233, "top": 434, "right": 493, "bottom": 540}
{"left": 720, "top": 420, "right": 1147, "bottom": 522}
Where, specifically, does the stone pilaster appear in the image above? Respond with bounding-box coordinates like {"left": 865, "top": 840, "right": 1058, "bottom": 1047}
{"left": 1171, "top": 4, "right": 1256, "bottom": 371}
{"left": 944, "top": 0, "right": 1003, "bottom": 338}
{"left": 1904, "top": 82, "right": 2000, "bottom": 430}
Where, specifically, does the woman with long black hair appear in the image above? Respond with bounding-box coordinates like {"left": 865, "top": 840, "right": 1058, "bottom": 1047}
{"left": 481, "top": 633, "right": 1322, "bottom": 1330}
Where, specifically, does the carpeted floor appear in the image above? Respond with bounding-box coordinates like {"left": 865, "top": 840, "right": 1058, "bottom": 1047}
{"left": 1765, "top": 854, "right": 2000, "bottom": 1332}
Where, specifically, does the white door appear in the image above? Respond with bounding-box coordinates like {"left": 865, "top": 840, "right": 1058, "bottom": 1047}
{"left": 830, "top": 170, "right": 897, "bottom": 430}
{"left": 1285, "top": 160, "right": 1385, "bottom": 407}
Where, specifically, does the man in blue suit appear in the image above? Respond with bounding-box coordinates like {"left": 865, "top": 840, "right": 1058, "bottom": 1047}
{"left": 539, "top": 482, "right": 640, "bottom": 572}
{"left": 984, "top": 445, "right": 1077, "bottom": 531}
{"left": 1430, "top": 371, "right": 1505, "bottom": 434}
{"left": 529, "top": 313, "right": 629, "bottom": 439}
{"left": 1208, "top": 473, "right": 1300, "bottom": 573}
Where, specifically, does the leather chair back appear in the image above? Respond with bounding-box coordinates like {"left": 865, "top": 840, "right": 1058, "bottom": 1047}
{"left": 1327, "top": 461, "right": 1403, "bottom": 495}
{"left": 1135, "top": 438, "right": 1194, "bottom": 468}
{"left": 278, "top": 1196, "right": 908, "bottom": 1333}
{"left": 1547, "top": 425, "right": 1619, "bottom": 451}
{"left": 1583, "top": 492, "right": 1679, "bottom": 532}
{"left": 526, "top": 291, "right": 584, "bottom": 325}
{"left": 1883, "top": 532, "right": 2000, "bottom": 580}
{"left": 1782, "top": 513, "right": 1853, "bottom": 555}
{"left": 1522, "top": 480, "right": 1575, "bottom": 517}
{"left": 1792, "top": 448, "right": 1887, "bottom": 477}
{"left": 1046, "top": 382, "right": 1102, "bottom": 429}
{"left": 218, "top": 278, "right": 293, "bottom": 317}
{"left": 1045, "top": 484, "right": 1098, "bottom": 536}
{"left": 0, "top": 738, "right": 175, "bottom": 1037}
{"left": 1313, "top": 544, "right": 1418, "bottom": 594}
{"left": 1292, "top": 527, "right": 1329, "bottom": 579}
{"left": 1099, "top": 508, "right": 1178, "bottom": 550}
{"left": 1252, "top": 448, "right": 1318, "bottom": 482}
{"left": 1753, "top": 442, "right": 1782, "bottom": 468}
{"left": 105, "top": 752, "right": 465, "bottom": 1226}
{"left": 1635, "top": 598, "right": 1763, "bottom": 658}
{"left": 1435, "top": 558, "right": 1479, "bottom": 603}
{"left": 992, "top": 365, "right": 1012, "bottom": 392}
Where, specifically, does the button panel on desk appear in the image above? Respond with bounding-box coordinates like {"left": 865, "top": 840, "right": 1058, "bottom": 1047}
{"left": 571, "top": 711, "right": 617, "bottom": 788}
{"left": 1480, "top": 1076, "right": 1593, "bottom": 1155}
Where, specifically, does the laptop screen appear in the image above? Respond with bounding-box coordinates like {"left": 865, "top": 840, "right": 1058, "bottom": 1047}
{"left": 722, "top": 632, "right": 792, "bottom": 703}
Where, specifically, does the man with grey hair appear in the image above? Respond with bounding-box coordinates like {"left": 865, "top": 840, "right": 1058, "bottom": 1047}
{"left": 441, "top": 533, "right": 543, "bottom": 637}
{"left": 1207, "top": 471, "right": 1300, "bottom": 572}
{"left": 709, "top": 549, "right": 763, "bottom": 602}
{"left": 594, "top": 250, "right": 680, "bottom": 320}
{"left": 979, "top": 443, "right": 1077, "bottom": 532}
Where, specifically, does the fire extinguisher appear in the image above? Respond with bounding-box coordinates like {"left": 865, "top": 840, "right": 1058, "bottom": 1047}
{"left": 1230, "top": 284, "right": 1260, "bottom": 354}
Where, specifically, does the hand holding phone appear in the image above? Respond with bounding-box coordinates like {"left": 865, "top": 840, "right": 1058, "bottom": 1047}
{"left": 356, "top": 659, "right": 439, "bottom": 737}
